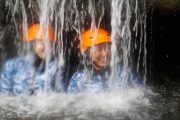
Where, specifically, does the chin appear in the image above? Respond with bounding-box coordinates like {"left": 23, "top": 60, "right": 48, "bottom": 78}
{"left": 38, "top": 54, "right": 45, "bottom": 59}
{"left": 99, "top": 63, "right": 107, "bottom": 68}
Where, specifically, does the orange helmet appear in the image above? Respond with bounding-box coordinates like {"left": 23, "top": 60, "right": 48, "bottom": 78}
{"left": 24, "top": 23, "right": 55, "bottom": 42}
{"left": 80, "top": 28, "right": 111, "bottom": 53}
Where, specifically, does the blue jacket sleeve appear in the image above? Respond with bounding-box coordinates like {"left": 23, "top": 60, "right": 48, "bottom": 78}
{"left": 67, "top": 71, "right": 84, "bottom": 94}
{"left": 0, "top": 57, "right": 35, "bottom": 95}
{"left": 0, "top": 59, "right": 17, "bottom": 94}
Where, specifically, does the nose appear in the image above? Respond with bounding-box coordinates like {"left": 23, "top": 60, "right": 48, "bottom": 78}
{"left": 38, "top": 44, "right": 45, "bottom": 52}
{"left": 35, "top": 41, "right": 45, "bottom": 52}
{"left": 101, "top": 48, "right": 107, "bottom": 57}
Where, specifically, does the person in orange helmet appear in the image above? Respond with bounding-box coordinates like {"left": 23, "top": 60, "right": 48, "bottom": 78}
{"left": 0, "top": 23, "right": 65, "bottom": 95}
{"left": 67, "top": 28, "right": 111, "bottom": 93}
{"left": 67, "top": 28, "right": 144, "bottom": 93}
{"left": 24, "top": 23, "right": 55, "bottom": 59}
{"left": 80, "top": 28, "right": 111, "bottom": 70}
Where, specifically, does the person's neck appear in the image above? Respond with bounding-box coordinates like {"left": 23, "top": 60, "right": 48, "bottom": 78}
{"left": 91, "top": 63, "right": 110, "bottom": 82}
{"left": 34, "top": 55, "right": 45, "bottom": 69}
{"left": 92, "top": 62, "right": 110, "bottom": 73}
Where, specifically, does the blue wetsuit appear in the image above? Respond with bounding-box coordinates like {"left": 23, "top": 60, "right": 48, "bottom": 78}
{"left": 67, "top": 65, "right": 144, "bottom": 94}
{"left": 0, "top": 54, "right": 63, "bottom": 95}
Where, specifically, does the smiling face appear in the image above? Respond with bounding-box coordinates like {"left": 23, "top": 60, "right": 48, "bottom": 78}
{"left": 90, "top": 42, "right": 111, "bottom": 71}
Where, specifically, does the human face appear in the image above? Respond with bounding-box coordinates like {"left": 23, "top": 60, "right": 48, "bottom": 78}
{"left": 34, "top": 40, "right": 50, "bottom": 59}
{"left": 90, "top": 42, "right": 111, "bottom": 71}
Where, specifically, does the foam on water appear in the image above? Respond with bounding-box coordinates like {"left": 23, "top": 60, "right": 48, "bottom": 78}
{"left": 0, "top": 87, "right": 155, "bottom": 120}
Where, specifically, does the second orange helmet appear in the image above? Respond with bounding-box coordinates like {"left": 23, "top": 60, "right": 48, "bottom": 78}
{"left": 24, "top": 23, "right": 55, "bottom": 42}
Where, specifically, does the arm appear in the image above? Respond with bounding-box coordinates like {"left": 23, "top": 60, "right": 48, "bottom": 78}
{"left": 67, "top": 71, "right": 84, "bottom": 94}
{"left": 0, "top": 57, "right": 34, "bottom": 95}
{"left": 0, "top": 60, "right": 15, "bottom": 94}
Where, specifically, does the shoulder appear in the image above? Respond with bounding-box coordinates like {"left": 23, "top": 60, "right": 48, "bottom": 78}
{"left": 67, "top": 69, "right": 86, "bottom": 93}
{"left": 71, "top": 69, "right": 86, "bottom": 81}
{"left": 3, "top": 57, "right": 26, "bottom": 71}
{"left": 68, "top": 69, "right": 87, "bottom": 86}
{"left": 1, "top": 56, "right": 34, "bottom": 76}
{"left": 5, "top": 55, "right": 34, "bottom": 66}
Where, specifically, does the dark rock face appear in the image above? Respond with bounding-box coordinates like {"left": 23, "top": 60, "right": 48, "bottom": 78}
{"left": 147, "top": 0, "right": 180, "bottom": 88}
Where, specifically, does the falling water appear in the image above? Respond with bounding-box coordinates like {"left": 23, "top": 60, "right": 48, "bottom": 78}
{"left": 110, "top": 0, "right": 147, "bottom": 89}
{"left": 0, "top": 0, "right": 174, "bottom": 120}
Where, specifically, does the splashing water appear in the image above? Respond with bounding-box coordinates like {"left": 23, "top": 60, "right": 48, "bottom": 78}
{"left": 0, "top": 88, "right": 156, "bottom": 120}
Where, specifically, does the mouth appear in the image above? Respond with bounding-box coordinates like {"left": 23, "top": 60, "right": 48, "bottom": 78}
{"left": 98, "top": 59, "right": 108, "bottom": 66}
{"left": 98, "top": 58, "right": 106, "bottom": 62}
{"left": 98, "top": 57, "right": 109, "bottom": 62}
